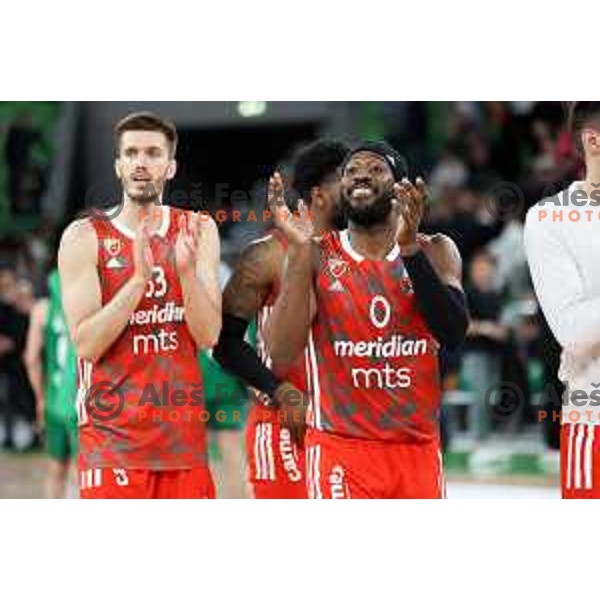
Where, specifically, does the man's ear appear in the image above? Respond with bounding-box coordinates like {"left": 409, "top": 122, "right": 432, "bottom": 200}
{"left": 166, "top": 159, "right": 177, "bottom": 181}
{"left": 114, "top": 158, "right": 122, "bottom": 180}
{"left": 311, "top": 186, "right": 323, "bottom": 209}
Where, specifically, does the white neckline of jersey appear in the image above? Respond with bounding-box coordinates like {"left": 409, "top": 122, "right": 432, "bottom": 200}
{"left": 109, "top": 204, "right": 171, "bottom": 239}
{"left": 339, "top": 229, "right": 400, "bottom": 262}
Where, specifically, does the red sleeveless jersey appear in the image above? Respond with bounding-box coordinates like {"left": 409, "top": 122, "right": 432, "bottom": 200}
{"left": 306, "top": 229, "right": 442, "bottom": 443}
{"left": 255, "top": 230, "right": 307, "bottom": 395}
{"left": 77, "top": 206, "right": 208, "bottom": 470}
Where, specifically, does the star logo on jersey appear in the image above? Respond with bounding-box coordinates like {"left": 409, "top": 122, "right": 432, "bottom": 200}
{"left": 400, "top": 277, "right": 414, "bottom": 295}
{"left": 329, "top": 279, "right": 345, "bottom": 292}
{"left": 104, "top": 238, "right": 126, "bottom": 269}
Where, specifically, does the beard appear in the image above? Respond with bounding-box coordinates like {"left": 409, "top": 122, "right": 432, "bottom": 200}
{"left": 341, "top": 186, "right": 394, "bottom": 228}
{"left": 126, "top": 181, "right": 162, "bottom": 205}
{"left": 329, "top": 201, "right": 349, "bottom": 230}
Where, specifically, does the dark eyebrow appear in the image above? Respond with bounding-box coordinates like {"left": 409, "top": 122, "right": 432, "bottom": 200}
{"left": 147, "top": 145, "right": 165, "bottom": 154}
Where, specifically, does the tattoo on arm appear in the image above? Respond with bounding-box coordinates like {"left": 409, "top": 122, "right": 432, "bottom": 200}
{"left": 223, "top": 239, "right": 279, "bottom": 319}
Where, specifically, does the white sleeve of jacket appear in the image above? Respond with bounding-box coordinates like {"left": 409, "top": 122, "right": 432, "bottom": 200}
{"left": 524, "top": 205, "right": 600, "bottom": 358}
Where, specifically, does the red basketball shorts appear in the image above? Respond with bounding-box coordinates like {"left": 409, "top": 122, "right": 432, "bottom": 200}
{"left": 305, "top": 428, "right": 444, "bottom": 499}
{"left": 561, "top": 423, "right": 600, "bottom": 499}
{"left": 245, "top": 404, "right": 306, "bottom": 499}
{"left": 79, "top": 466, "right": 215, "bottom": 499}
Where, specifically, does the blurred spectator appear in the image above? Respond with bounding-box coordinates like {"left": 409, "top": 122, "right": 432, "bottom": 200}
{"left": 529, "top": 119, "right": 560, "bottom": 186}
{"left": 423, "top": 189, "right": 502, "bottom": 265}
{"left": 487, "top": 213, "right": 530, "bottom": 300}
{"left": 0, "top": 270, "right": 37, "bottom": 451}
{"left": 5, "top": 112, "right": 41, "bottom": 215}
{"left": 465, "top": 132, "right": 502, "bottom": 191}
{"left": 484, "top": 101, "right": 522, "bottom": 181}
{"left": 0, "top": 271, "right": 17, "bottom": 447}
{"left": 429, "top": 145, "right": 468, "bottom": 199}
{"left": 462, "top": 251, "right": 509, "bottom": 440}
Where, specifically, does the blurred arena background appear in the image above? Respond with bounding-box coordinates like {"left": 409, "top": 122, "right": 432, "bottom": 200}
{"left": 0, "top": 101, "right": 573, "bottom": 499}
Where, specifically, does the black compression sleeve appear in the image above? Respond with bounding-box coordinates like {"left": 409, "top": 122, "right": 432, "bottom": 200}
{"left": 213, "top": 313, "right": 281, "bottom": 399}
{"left": 402, "top": 250, "right": 469, "bottom": 350}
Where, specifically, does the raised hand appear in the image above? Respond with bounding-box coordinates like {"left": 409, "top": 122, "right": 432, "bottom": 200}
{"left": 392, "top": 177, "right": 427, "bottom": 249}
{"left": 274, "top": 380, "right": 309, "bottom": 448}
{"left": 133, "top": 216, "right": 154, "bottom": 282}
{"left": 267, "top": 171, "right": 314, "bottom": 246}
{"left": 175, "top": 213, "right": 199, "bottom": 278}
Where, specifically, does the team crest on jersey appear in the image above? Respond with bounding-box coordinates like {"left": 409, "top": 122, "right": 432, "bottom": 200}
{"left": 327, "top": 256, "right": 348, "bottom": 292}
{"left": 104, "top": 238, "right": 126, "bottom": 269}
{"left": 328, "top": 256, "right": 348, "bottom": 279}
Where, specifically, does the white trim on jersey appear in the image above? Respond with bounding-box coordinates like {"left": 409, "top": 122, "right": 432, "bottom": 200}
{"left": 584, "top": 424, "right": 595, "bottom": 490}
{"left": 566, "top": 424, "right": 575, "bottom": 490}
{"left": 256, "top": 305, "right": 273, "bottom": 369}
{"left": 314, "top": 445, "right": 322, "bottom": 499}
{"left": 307, "top": 445, "right": 323, "bottom": 499}
{"left": 307, "top": 331, "right": 321, "bottom": 431}
{"left": 385, "top": 244, "right": 401, "bottom": 262}
{"left": 339, "top": 229, "right": 400, "bottom": 262}
{"left": 109, "top": 203, "right": 171, "bottom": 239}
{"left": 306, "top": 446, "right": 312, "bottom": 498}
{"left": 254, "top": 423, "right": 275, "bottom": 481}
{"left": 567, "top": 424, "right": 596, "bottom": 491}
{"left": 574, "top": 424, "right": 585, "bottom": 489}
{"left": 304, "top": 345, "right": 313, "bottom": 428}
{"left": 265, "top": 424, "right": 275, "bottom": 481}
{"left": 306, "top": 447, "right": 311, "bottom": 498}
{"left": 76, "top": 359, "right": 93, "bottom": 426}
{"left": 438, "top": 449, "right": 446, "bottom": 499}
{"left": 340, "top": 230, "right": 364, "bottom": 263}
{"left": 254, "top": 423, "right": 264, "bottom": 480}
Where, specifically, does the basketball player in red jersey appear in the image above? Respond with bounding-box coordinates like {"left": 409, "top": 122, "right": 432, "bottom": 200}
{"left": 266, "top": 141, "right": 469, "bottom": 499}
{"left": 58, "top": 112, "right": 221, "bottom": 499}
{"left": 213, "top": 140, "right": 348, "bottom": 498}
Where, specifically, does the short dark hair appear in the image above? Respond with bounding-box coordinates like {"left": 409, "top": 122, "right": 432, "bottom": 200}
{"left": 291, "top": 139, "right": 349, "bottom": 204}
{"left": 114, "top": 111, "right": 178, "bottom": 157}
{"left": 568, "top": 102, "right": 600, "bottom": 153}
{"left": 342, "top": 140, "right": 408, "bottom": 181}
